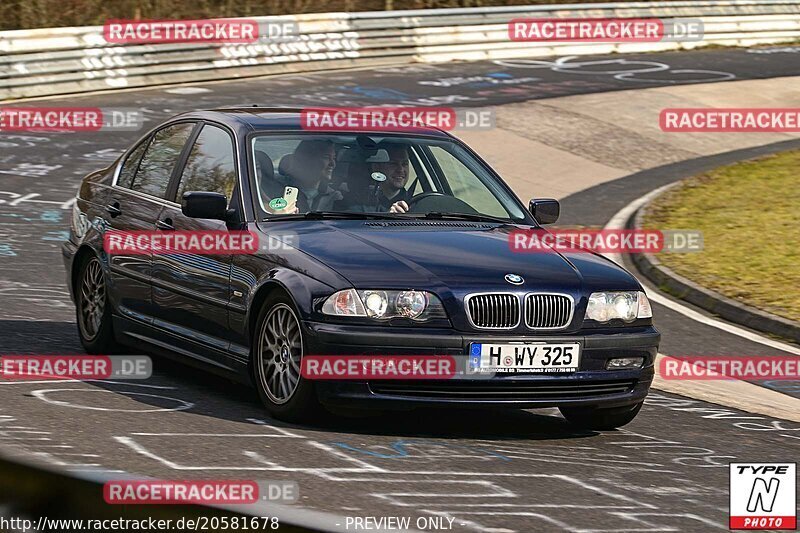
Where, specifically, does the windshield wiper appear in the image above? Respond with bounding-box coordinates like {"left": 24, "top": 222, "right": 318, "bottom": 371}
{"left": 262, "top": 211, "right": 408, "bottom": 222}
{"left": 418, "top": 212, "right": 513, "bottom": 224}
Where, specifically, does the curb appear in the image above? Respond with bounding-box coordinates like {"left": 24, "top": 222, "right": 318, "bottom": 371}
{"left": 602, "top": 164, "right": 800, "bottom": 421}
{"left": 629, "top": 184, "right": 800, "bottom": 345}
{"left": 652, "top": 353, "right": 800, "bottom": 423}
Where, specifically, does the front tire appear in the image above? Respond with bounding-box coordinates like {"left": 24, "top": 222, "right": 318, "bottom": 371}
{"left": 76, "top": 254, "right": 119, "bottom": 354}
{"left": 251, "top": 292, "right": 322, "bottom": 422}
{"left": 560, "top": 401, "right": 643, "bottom": 430}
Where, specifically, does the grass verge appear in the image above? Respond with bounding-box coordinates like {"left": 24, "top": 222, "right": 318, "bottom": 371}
{"left": 643, "top": 149, "right": 800, "bottom": 323}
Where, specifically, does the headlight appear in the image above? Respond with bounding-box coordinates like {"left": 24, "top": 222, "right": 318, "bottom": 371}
{"left": 585, "top": 291, "right": 652, "bottom": 323}
{"left": 396, "top": 290, "right": 428, "bottom": 319}
{"left": 363, "top": 290, "right": 389, "bottom": 318}
{"left": 322, "top": 289, "right": 446, "bottom": 321}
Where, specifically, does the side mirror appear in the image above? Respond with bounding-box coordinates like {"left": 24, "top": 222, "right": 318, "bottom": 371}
{"left": 181, "top": 191, "right": 228, "bottom": 221}
{"left": 529, "top": 198, "right": 560, "bottom": 225}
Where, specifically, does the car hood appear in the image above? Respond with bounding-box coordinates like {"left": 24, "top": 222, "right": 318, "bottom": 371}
{"left": 269, "top": 221, "right": 641, "bottom": 293}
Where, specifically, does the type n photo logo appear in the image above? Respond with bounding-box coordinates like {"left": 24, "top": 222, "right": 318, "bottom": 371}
{"left": 730, "top": 463, "right": 797, "bottom": 530}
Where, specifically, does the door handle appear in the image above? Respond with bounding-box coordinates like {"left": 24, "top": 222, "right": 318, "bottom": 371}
{"left": 156, "top": 219, "right": 174, "bottom": 231}
{"left": 105, "top": 202, "right": 121, "bottom": 217}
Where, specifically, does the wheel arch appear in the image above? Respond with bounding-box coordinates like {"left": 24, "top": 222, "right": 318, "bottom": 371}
{"left": 247, "top": 279, "right": 297, "bottom": 345}
{"left": 246, "top": 268, "right": 327, "bottom": 342}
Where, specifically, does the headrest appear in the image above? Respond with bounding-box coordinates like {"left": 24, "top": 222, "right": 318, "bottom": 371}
{"left": 278, "top": 153, "right": 294, "bottom": 177}
{"left": 254, "top": 150, "right": 274, "bottom": 183}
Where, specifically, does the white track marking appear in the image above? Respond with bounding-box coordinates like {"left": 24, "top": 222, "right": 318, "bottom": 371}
{"left": 40, "top": 453, "right": 100, "bottom": 457}
{"left": 114, "top": 435, "right": 381, "bottom": 473}
{"left": 246, "top": 418, "right": 305, "bottom": 437}
{"left": 241, "top": 450, "right": 284, "bottom": 469}
{"left": 0, "top": 379, "right": 176, "bottom": 388}
{"left": 68, "top": 468, "right": 126, "bottom": 473}
{"left": 487, "top": 447, "right": 670, "bottom": 468}
{"left": 305, "top": 441, "right": 387, "bottom": 472}
{"left": 581, "top": 511, "right": 728, "bottom": 532}
{"left": 30, "top": 389, "right": 193, "bottom": 412}
{"left": 130, "top": 433, "right": 295, "bottom": 437}
{"left": 372, "top": 479, "right": 515, "bottom": 500}
{"left": 5, "top": 444, "right": 73, "bottom": 448}
{"left": 163, "top": 87, "right": 212, "bottom": 95}
{"left": 0, "top": 379, "right": 82, "bottom": 385}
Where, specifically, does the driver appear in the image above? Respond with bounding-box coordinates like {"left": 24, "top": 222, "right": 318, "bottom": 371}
{"left": 369, "top": 143, "right": 412, "bottom": 213}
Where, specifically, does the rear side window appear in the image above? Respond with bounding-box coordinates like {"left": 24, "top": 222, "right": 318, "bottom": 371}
{"left": 117, "top": 139, "right": 149, "bottom": 189}
{"left": 175, "top": 124, "right": 237, "bottom": 202}
{"left": 130, "top": 122, "right": 195, "bottom": 199}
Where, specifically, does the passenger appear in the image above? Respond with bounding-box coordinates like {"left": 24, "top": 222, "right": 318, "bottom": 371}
{"left": 265, "top": 139, "right": 343, "bottom": 213}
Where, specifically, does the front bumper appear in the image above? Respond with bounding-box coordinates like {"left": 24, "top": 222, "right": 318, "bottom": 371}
{"left": 304, "top": 321, "right": 659, "bottom": 409}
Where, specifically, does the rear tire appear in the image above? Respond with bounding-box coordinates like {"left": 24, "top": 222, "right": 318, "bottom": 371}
{"left": 251, "top": 292, "right": 322, "bottom": 423}
{"left": 560, "top": 401, "right": 643, "bottom": 430}
{"left": 76, "top": 254, "right": 120, "bottom": 354}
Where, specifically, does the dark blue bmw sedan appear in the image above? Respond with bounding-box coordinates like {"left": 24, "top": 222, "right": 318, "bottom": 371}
{"left": 63, "top": 108, "right": 659, "bottom": 429}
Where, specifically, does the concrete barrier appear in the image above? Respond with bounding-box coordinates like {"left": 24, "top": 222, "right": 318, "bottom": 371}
{"left": 1, "top": 0, "right": 799, "bottom": 100}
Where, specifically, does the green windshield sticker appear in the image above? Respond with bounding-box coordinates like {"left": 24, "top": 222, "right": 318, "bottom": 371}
{"left": 269, "top": 197, "right": 288, "bottom": 210}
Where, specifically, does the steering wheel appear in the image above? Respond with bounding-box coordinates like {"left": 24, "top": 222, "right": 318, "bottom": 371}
{"left": 407, "top": 192, "right": 478, "bottom": 214}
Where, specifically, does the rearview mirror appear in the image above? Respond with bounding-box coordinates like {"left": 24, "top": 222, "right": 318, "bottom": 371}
{"left": 529, "top": 198, "right": 560, "bottom": 225}
{"left": 181, "top": 191, "right": 228, "bottom": 221}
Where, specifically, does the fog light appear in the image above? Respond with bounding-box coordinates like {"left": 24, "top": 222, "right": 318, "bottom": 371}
{"left": 606, "top": 357, "right": 644, "bottom": 370}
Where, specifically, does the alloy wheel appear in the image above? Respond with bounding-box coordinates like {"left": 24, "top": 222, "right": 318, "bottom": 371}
{"left": 258, "top": 303, "right": 303, "bottom": 404}
{"left": 78, "top": 257, "right": 106, "bottom": 341}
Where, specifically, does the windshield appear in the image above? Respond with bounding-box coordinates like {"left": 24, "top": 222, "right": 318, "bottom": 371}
{"left": 250, "top": 134, "right": 528, "bottom": 222}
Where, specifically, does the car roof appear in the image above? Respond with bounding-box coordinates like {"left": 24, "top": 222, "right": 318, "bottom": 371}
{"left": 174, "top": 107, "right": 454, "bottom": 138}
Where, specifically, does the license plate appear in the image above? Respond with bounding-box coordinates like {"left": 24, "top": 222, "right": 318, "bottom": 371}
{"left": 468, "top": 342, "right": 581, "bottom": 373}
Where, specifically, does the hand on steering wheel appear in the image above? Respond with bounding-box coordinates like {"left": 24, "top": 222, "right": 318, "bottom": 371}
{"left": 389, "top": 201, "right": 409, "bottom": 213}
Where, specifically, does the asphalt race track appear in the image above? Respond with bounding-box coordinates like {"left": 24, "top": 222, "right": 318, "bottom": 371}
{"left": 1, "top": 46, "right": 800, "bottom": 532}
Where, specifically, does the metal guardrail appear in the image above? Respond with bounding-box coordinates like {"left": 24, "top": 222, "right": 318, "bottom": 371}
{"left": 1, "top": 0, "right": 799, "bottom": 100}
